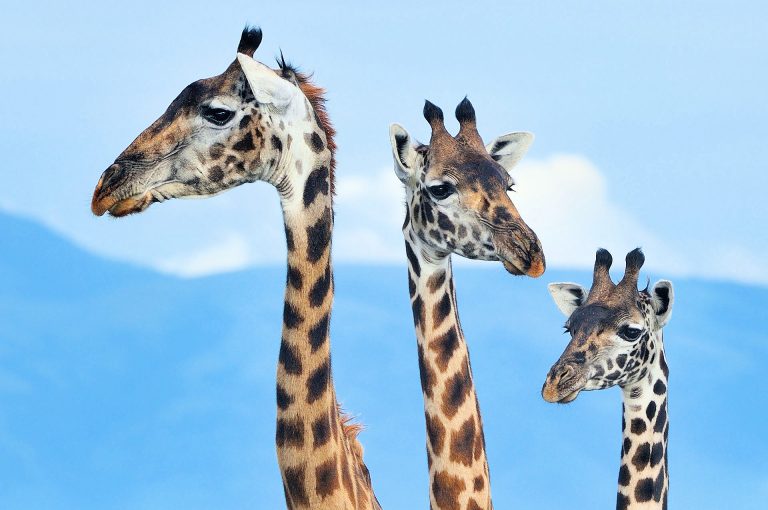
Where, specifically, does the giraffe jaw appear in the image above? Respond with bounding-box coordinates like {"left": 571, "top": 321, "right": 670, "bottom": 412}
{"left": 558, "top": 389, "right": 582, "bottom": 403}
{"left": 92, "top": 177, "right": 191, "bottom": 217}
{"left": 542, "top": 386, "right": 583, "bottom": 404}
{"left": 501, "top": 258, "right": 524, "bottom": 275}
{"left": 541, "top": 369, "right": 588, "bottom": 404}
{"left": 500, "top": 255, "right": 546, "bottom": 277}
{"left": 92, "top": 191, "right": 157, "bottom": 217}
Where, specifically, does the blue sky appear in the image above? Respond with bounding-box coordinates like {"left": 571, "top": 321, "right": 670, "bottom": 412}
{"left": 2, "top": 213, "right": 767, "bottom": 509}
{"left": 1, "top": 3, "right": 767, "bottom": 508}
{"left": 1, "top": 0, "right": 766, "bottom": 283}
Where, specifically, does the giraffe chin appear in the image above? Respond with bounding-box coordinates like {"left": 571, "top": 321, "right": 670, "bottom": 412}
{"left": 501, "top": 258, "right": 525, "bottom": 275}
{"left": 92, "top": 192, "right": 157, "bottom": 218}
{"left": 501, "top": 256, "right": 545, "bottom": 277}
{"left": 557, "top": 389, "right": 582, "bottom": 404}
{"left": 542, "top": 381, "right": 585, "bottom": 404}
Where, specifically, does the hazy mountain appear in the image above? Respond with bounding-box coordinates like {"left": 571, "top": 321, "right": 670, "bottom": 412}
{"left": 1, "top": 212, "right": 765, "bottom": 509}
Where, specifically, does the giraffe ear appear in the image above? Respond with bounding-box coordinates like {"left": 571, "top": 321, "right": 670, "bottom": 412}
{"left": 389, "top": 124, "right": 422, "bottom": 184}
{"left": 650, "top": 280, "right": 674, "bottom": 327}
{"left": 237, "top": 53, "right": 297, "bottom": 109}
{"left": 548, "top": 283, "right": 587, "bottom": 317}
{"left": 486, "top": 132, "right": 534, "bottom": 170}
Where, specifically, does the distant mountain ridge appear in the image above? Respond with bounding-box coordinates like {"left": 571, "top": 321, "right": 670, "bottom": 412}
{"left": 0, "top": 211, "right": 765, "bottom": 509}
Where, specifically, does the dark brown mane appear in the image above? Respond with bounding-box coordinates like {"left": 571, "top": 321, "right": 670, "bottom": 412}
{"left": 277, "top": 58, "right": 337, "bottom": 195}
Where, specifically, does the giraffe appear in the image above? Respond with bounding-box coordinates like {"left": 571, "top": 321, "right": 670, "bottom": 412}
{"left": 542, "top": 248, "right": 674, "bottom": 510}
{"left": 388, "top": 98, "right": 546, "bottom": 510}
{"left": 90, "top": 27, "right": 381, "bottom": 510}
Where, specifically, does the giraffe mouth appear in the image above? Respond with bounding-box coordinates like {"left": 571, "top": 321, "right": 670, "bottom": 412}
{"left": 501, "top": 258, "right": 525, "bottom": 275}
{"left": 92, "top": 191, "right": 157, "bottom": 217}
{"left": 92, "top": 172, "right": 182, "bottom": 217}
{"left": 556, "top": 389, "right": 582, "bottom": 404}
{"left": 542, "top": 385, "right": 584, "bottom": 404}
{"left": 500, "top": 254, "right": 545, "bottom": 277}
{"left": 541, "top": 365, "right": 588, "bottom": 404}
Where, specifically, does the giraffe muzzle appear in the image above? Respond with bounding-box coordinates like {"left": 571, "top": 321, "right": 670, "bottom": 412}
{"left": 496, "top": 239, "right": 546, "bottom": 277}
{"left": 492, "top": 221, "right": 545, "bottom": 277}
{"left": 91, "top": 164, "right": 157, "bottom": 217}
{"left": 541, "top": 362, "right": 587, "bottom": 404}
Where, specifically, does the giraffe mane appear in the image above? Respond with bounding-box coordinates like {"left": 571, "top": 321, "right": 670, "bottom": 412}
{"left": 337, "top": 403, "right": 366, "bottom": 463}
{"left": 277, "top": 57, "right": 337, "bottom": 196}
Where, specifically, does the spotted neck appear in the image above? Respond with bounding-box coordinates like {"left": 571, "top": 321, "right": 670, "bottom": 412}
{"left": 275, "top": 141, "right": 379, "bottom": 509}
{"left": 617, "top": 339, "right": 669, "bottom": 510}
{"left": 404, "top": 232, "right": 492, "bottom": 510}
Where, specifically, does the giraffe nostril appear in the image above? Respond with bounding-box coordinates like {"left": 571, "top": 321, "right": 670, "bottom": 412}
{"left": 557, "top": 365, "right": 576, "bottom": 385}
{"left": 91, "top": 164, "right": 124, "bottom": 216}
{"left": 100, "top": 164, "right": 123, "bottom": 192}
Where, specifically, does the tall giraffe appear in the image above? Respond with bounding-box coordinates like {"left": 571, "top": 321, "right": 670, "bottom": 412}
{"left": 389, "top": 98, "right": 546, "bottom": 509}
{"left": 542, "top": 248, "right": 673, "bottom": 510}
{"left": 90, "top": 28, "right": 381, "bottom": 510}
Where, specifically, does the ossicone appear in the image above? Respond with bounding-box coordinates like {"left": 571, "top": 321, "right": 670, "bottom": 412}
{"left": 590, "top": 248, "right": 616, "bottom": 295}
{"left": 423, "top": 100, "right": 445, "bottom": 125}
{"left": 454, "top": 96, "right": 484, "bottom": 148}
{"left": 455, "top": 96, "right": 476, "bottom": 125}
{"left": 238, "top": 25, "right": 263, "bottom": 57}
{"left": 619, "top": 247, "right": 645, "bottom": 288}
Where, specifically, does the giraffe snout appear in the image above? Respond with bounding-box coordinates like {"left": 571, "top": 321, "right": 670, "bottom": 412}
{"left": 542, "top": 361, "right": 586, "bottom": 404}
{"left": 91, "top": 164, "right": 122, "bottom": 216}
{"left": 525, "top": 240, "right": 546, "bottom": 278}
{"left": 555, "top": 364, "right": 576, "bottom": 385}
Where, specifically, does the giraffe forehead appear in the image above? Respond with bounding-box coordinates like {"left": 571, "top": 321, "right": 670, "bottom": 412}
{"left": 171, "top": 67, "right": 239, "bottom": 108}
{"left": 568, "top": 304, "right": 635, "bottom": 333}
{"left": 145, "top": 65, "right": 244, "bottom": 138}
{"left": 428, "top": 156, "right": 506, "bottom": 185}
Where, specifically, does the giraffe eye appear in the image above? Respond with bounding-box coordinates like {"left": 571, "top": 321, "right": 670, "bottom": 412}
{"left": 427, "top": 183, "right": 455, "bottom": 200}
{"left": 618, "top": 326, "right": 643, "bottom": 341}
{"left": 202, "top": 106, "right": 235, "bottom": 126}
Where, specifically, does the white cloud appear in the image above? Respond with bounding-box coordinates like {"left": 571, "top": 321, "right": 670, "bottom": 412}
{"left": 7, "top": 155, "right": 766, "bottom": 285}
{"left": 333, "top": 170, "right": 405, "bottom": 263}
{"left": 330, "top": 157, "right": 690, "bottom": 280}
{"left": 328, "top": 157, "right": 690, "bottom": 277}
{"left": 510, "top": 155, "right": 687, "bottom": 276}
{"left": 329, "top": 156, "right": 768, "bottom": 285}
{"left": 691, "top": 243, "right": 768, "bottom": 286}
{"left": 156, "top": 231, "right": 252, "bottom": 277}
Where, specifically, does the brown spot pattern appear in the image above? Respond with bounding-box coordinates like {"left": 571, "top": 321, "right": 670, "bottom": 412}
{"left": 441, "top": 362, "right": 471, "bottom": 418}
{"left": 315, "top": 457, "right": 341, "bottom": 498}
{"left": 283, "top": 466, "right": 309, "bottom": 506}
{"left": 449, "top": 416, "right": 476, "bottom": 466}
{"left": 276, "top": 417, "right": 304, "bottom": 448}
{"left": 425, "top": 411, "right": 446, "bottom": 457}
{"left": 432, "top": 470, "right": 466, "bottom": 510}
{"left": 429, "top": 326, "right": 460, "bottom": 372}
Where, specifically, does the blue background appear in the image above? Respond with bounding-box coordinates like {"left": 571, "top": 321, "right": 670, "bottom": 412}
{"left": 1, "top": 1, "right": 767, "bottom": 508}
{"left": 1, "top": 213, "right": 766, "bottom": 508}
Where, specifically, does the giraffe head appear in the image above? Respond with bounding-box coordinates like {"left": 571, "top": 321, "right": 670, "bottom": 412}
{"left": 389, "top": 98, "right": 545, "bottom": 277}
{"left": 91, "top": 27, "right": 333, "bottom": 217}
{"left": 542, "top": 248, "right": 674, "bottom": 403}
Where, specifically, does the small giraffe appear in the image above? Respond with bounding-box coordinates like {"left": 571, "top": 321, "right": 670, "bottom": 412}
{"left": 389, "top": 98, "right": 545, "bottom": 509}
{"left": 90, "top": 28, "right": 381, "bottom": 509}
{"left": 542, "top": 248, "right": 673, "bottom": 510}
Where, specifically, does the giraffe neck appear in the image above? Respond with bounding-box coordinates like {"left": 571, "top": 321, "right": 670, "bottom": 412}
{"left": 404, "top": 233, "right": 492, "bottom": 510}
{"left": 275, "top": 146, "right": 379, "bottom": 509}
{"left": 617, "top": 340, "right": 669, "bottom": 510}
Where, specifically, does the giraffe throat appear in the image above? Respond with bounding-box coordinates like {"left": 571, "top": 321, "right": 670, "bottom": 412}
{"left": 616, "top": 346, "right": 669, "bottom": 510}
{"left": 274, "top": 140, "right": 379, "bottom": 509}
{"left": 405, "top": 234, "right": 493, "bottom": 510}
